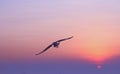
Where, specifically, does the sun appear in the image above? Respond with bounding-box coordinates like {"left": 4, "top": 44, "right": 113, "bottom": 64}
{"left": 97, "top": 65, "right": 102, "bottom": 69}
{"left": 79, "top": 41, "right": 114, "bottom": 64}
{"left": 76, "top": 27, "right": 119, "bottom": 64}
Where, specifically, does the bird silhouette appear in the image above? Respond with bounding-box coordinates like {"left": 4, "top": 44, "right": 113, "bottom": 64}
{"left": 36, "top": 36, "right": 73, "bottom": 55}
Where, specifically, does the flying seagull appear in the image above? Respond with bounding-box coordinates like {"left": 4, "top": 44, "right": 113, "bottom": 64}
{"left": 36, "top": 36, "right": 73, "bottom": 55}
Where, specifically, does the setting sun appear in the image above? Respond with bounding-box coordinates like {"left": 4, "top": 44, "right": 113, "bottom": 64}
{"left": 75, "top": 24, "right": 119, "bottom": 64}
{"left": 97, "top": 65, "right": 102, "bottom": 69}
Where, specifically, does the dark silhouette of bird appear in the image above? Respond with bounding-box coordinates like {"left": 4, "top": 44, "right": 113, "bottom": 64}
{"left": 36, "top": 36, "right": 73, "bottom": 55}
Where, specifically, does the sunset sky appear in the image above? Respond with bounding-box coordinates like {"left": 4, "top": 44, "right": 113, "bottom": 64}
{"left": 0, "top": 0, "right": 120, "bottom": 74}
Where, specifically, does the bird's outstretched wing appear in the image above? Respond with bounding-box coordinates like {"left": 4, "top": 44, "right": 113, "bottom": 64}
{"left": 57, "top": 36, "right": 73, "bottom": 42}
{"left": 36, "top": 44, "right": 53, "bottom": 55}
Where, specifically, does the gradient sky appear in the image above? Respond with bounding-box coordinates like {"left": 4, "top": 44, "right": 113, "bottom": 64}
{"left": 0, "top": 0, "right": 120, "bottom": 74}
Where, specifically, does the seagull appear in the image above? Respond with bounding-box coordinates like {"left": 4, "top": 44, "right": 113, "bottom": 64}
{"left": 36, "top": 36, "right": 73, "bottom": 55}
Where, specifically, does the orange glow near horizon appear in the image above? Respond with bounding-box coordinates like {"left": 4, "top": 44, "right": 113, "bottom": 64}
{"left": 73, "top": 24, "right": 120, "bottom": 64}
{"left": 80, "top": 49, "right": 114, "bottom": 64}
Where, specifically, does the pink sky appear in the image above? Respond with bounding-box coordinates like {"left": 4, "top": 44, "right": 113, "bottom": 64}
{"left": 0, "top": 0, "right": 120, "bottom": 64}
